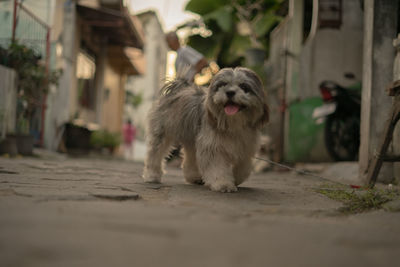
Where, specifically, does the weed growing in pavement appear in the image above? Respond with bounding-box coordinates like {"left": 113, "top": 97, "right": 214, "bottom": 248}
{"left": 315, "top": 183, "right": 400, "bottom": 214}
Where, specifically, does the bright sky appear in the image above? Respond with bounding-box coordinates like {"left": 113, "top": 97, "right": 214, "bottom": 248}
{"left": 130, "top": 0, "right": 198, "bottom": 31}
{"left": 130, "top": 0, "right": 199, "bottom": 79}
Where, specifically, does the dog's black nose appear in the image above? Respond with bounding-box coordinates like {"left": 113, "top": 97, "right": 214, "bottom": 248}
{"left": 226, "top": 91, "right": 235, "bottom": 98}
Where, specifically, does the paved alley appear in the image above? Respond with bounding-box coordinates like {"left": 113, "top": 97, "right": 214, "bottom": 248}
{"left": 0, "top": 153, "right": 399, "bottom": 267}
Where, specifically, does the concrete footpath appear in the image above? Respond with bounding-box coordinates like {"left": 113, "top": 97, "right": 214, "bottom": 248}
{"left": 0, "top": 151, "right": 399, "bottom": 267}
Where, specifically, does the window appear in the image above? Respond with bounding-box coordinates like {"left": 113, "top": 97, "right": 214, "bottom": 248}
{"left": 76, "top": 50, "right": 96, "bottom": 109}
{"left": 319, "top": 0, "right": 342, "bottom": 29}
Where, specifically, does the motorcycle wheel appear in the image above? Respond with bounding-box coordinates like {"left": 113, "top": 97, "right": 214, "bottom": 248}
{"left": 324, "top": 113, "right": 360, "bottom": 161}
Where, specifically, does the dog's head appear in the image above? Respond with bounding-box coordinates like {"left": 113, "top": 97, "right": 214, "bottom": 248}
{"left": 206, "top": 67, "right": 269, "bottom": 130}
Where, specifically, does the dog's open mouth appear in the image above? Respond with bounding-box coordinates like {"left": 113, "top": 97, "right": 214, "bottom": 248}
{"left": 224, "top": 101, "right": 243, "bottom": 116}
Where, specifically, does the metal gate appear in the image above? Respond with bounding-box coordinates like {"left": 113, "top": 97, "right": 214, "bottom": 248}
{"left": 10, "top": 0, "right": 51, "bottom": 146}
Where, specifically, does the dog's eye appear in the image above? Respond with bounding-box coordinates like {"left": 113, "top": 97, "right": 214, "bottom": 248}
{"left": 215, "top": 82, "right": 227, "bottom": 90}
{"left": 239, "top": 83, "right": 252, "bottom": 94}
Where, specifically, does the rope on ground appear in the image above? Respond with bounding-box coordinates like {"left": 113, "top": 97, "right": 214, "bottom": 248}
{"left": 253, "top": 156, "right": 335, "bottom": 183}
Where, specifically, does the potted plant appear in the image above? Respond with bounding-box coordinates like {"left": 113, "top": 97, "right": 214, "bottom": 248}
{"left": 90, "top": 130, "right": 121, "bottom": 155}
{"left": 0, "top": 111, "right": 18, "bottom": 157}
{"left": 3, "top": 42, "right": 61, "bottom": 155}
{"left": 102, "top": 131, "right": 121, "bottom": 154}
{"left": 0, "top": 136, "right": 18, "bottom": 157}
{"left": 10, "top": 117, "right": 34, "bottom": 155}
{"left": 64, "top": 122, "right": 92, "bottom": 155}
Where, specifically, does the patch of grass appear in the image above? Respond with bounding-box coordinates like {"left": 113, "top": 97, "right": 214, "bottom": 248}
{"left": 315, "top": 186, "right": 400, "bottom": 214}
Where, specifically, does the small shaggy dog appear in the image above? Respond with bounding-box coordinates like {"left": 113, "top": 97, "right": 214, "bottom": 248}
{"left": 143, "top": 67, "right": 269, "bottom": 192}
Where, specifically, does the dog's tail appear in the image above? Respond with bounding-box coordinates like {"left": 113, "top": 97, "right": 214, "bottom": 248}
{"left": 160, "top": 77, "right": 191, "bottom": 96}
{"left": 160, "top": 66, "right": 195, "bottom": 96}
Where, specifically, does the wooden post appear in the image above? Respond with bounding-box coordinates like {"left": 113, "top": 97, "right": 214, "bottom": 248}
{"left": 359, "top": 0, "right": 399, "bottom": 184}
{"left": 367, "top": 82, "right": 400, "bottom": 187}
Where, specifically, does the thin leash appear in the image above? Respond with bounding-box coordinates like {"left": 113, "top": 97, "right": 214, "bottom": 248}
{"left": 253, "top": 156, "right": 338, "bottom": 183}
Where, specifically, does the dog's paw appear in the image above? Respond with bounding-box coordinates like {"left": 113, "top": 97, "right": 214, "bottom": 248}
{"left": 185, "top": 175, "right": 204, "bottom": 185}
{"left": 207, "top": 182, "right": 238, "bottom": 193}
{"left": 142, "top": 170, "right": 162, "bottom": 183}
{"left": 192, "top": 179, "right": 205, "bottom": 185}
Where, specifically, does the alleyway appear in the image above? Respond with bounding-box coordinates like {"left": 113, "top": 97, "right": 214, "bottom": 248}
{"left": 0, "top": 152, "right": 399, "bottom": 267}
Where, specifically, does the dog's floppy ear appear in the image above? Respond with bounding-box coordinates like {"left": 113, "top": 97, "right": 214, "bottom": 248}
{"left": 255, "top": 103, "right": 269, "bottom": 129}
{"left": 239, "top": 67, "right": 268, "bottom": 128}
{"left": 262, "top": 103, "right": 270, "bottom": 124}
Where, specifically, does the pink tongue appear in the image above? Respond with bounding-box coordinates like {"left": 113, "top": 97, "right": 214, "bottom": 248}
{"left": 224, "top": 104, "right": 239, "bottom": 115}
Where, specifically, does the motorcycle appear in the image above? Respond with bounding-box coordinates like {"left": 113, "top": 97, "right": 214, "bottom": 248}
{"left": 312, "top": 77, "right": 361, "bottom": 161}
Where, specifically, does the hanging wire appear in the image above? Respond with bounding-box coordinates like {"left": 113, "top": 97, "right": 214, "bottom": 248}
{"left": 253, "top": 156, "right": 339, "bottom": 183}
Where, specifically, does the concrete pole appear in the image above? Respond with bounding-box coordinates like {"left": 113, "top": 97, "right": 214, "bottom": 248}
{"left": 44, "top": 0, "right": 76, "bottom": 150}
{"left": 286, "top": 0, "right": 303, "bottom": 102}
{"left": 359, "top": 0, "right": 399, "bottom": 184}
{"left": 283, "top": 0, "right": 303, "bottom": 160}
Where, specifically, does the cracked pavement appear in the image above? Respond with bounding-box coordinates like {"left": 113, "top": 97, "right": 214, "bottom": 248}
{"left": 0, "top": 153, "right": 399, "bottom": 267}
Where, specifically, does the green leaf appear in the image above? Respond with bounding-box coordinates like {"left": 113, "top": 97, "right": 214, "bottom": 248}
{"left": 253, "top": 12, "right": 281, "bottom": 37}
{"left": 187, "top": 34, "right": 222, "bottom": 60}
{"left": 227, "top": 34, "right": 252, "bottom": 58}
{"left": 185, "top": 0, "right": 230, "bottom": 16}
{"left": 203, "top": 6, "right": 233, "bottom": 32}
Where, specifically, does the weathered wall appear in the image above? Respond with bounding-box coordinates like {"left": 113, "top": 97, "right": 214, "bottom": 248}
{"left": 102, "top": 64, "right": 126, "bottom": 134}
{"left": 359, "top": 0, "right": 399, "bottom": 183}
{"left": 284, "top": 0, "right": 363, "bottom": 162}
{"left": 299, "top": 0, "right": 364, "bottom": 100}
{"left": 44, "top": 0, "right": 77, "bottom": 150}
{"left": 0, "top": 65, "right": 17, "bottom": 138}
{"left": 125, "top": 11, "right": 167, "bottom": 140}
{"left": 264, "top": 18, "right": 289, "bottom": 161}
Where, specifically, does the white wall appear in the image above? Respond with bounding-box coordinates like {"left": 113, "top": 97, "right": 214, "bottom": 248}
{"left": 299, "top": 0, "right": 364, "bottom": 99}
{"left": 44, "top": 0, "right": 76, "bottom": 149}
{"left": 269, "top": 0, "right": 364, "bottom": 162}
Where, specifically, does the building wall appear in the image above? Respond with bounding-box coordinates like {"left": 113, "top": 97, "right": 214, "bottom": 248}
{"left": 102, "top": 64, "right": 126, "bottom": 134}
{"left": 0, "top": 0, "right": 13, "bottom": 44}
{"left": 44, "top": 0, "right": 77, "bottom": 149}
{"left": 1, "top": 0, "right": 136, "bottom": 149}
{"left": 0, "top": 0, "right": 67, "bottom": 149}
{"left": 19, "top": 0, "right": 55, "bottom": 25}
{"left": 0, "top": 65, "right": 17, "bottom": 137}
{"left": 282, "top": 0, "right": 363, "bottom": 162}
{"left": 125, "top": 11, "right": 167, "bottom": 140}
{"left": 264, "top": 18, "right": 289, "bottom": 161}
{"left": 299, "top": 0, "right": 363, "bottom": 100}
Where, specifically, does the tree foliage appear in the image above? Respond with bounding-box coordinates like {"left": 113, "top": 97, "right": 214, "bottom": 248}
{"left": 184, "top": 0, "right": 286, "bottom": 68}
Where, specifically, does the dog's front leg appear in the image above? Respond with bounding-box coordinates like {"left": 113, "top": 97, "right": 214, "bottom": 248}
{"left": 182, "top": 145, "right": 203, "bottom": 184}
{"left": 233, "top": 158, "right": 252, "bottom": 186}
{"left": 198, "top": 154, "right": 237, "bottom": 193}
{"left": 143, "top": 136, "right": 171, "bottom": 183}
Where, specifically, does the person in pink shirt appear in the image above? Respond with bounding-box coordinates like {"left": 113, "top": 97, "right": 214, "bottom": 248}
{"left": 123, "top": 119, "right": 136, "bottom": 160}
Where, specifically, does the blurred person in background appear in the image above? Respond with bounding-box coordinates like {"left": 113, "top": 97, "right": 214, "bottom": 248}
{"left": 166, "top": 31, "right": 208, "bottom": 83}
{"left": 123, "top": 119, "right": 136, "bottom": 160}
